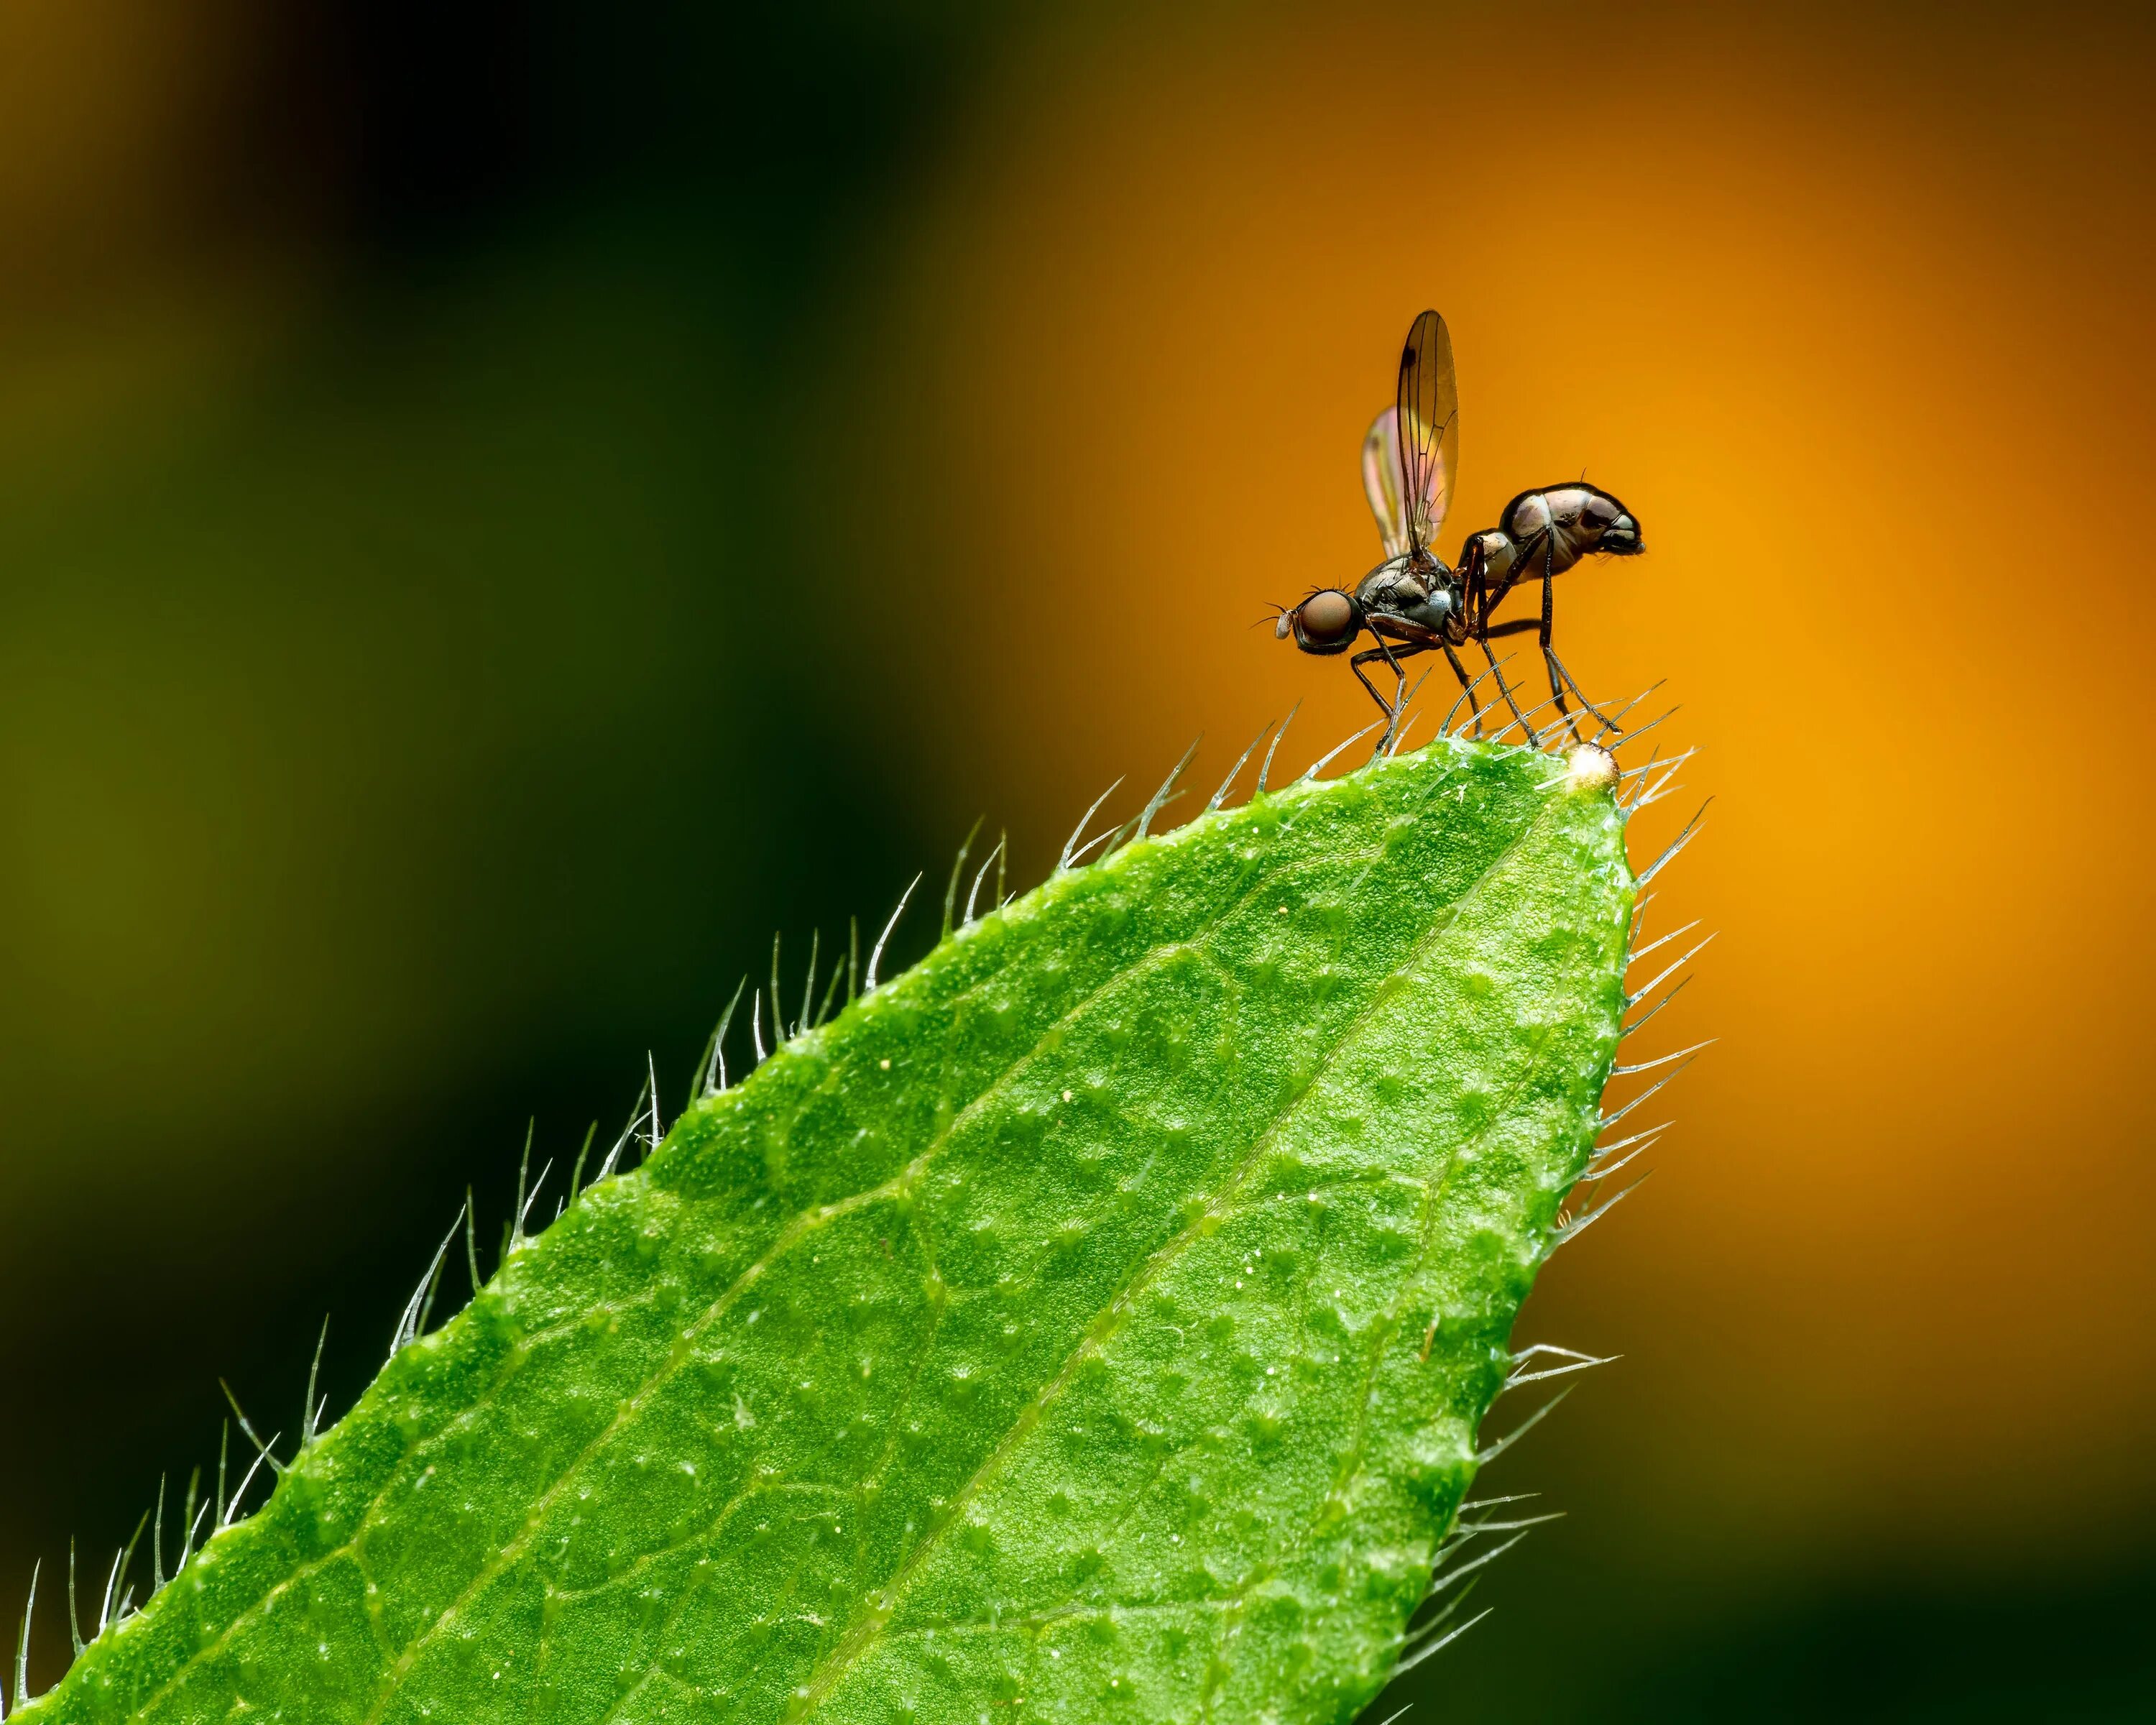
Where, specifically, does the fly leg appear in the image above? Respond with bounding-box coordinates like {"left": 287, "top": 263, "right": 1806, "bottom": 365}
{"left": 1470, "top": 532, "right": 1537, "bottom": 635}
{"left": 1542, "top": 646, "right": 1621, "bottom": 739}
{"left": 1439, "top": 643, "right": 1483, "bottom": 736}
{"left": 1346, "top": 644, "right": 1401, "bottom": 735}
{"left": 1512, "top": 567, "right": 1589, "bottom": 744}
{"left": 1488, "top": 615, "right": 1580, "bottom": 737}
{"left": 1450, "top": 540, "right": 1501, "bottom": 741}
{"left": 1485, "top": 573, "right": 1622, "bottom": 744}
{"left": 1465, "top": 531, "right": 1540, "bottom": 740}
{"left": 1534, "top": 566, "right": 1583, "bottom": 742}
{"left": 1533, "top": 568, "right": 1622, "bottom": 740}
{"left": 1474, "top": 635, "right": 1537, "bottom": 740}
{"left": 1350, "top": 637, "right": 1428, "bottom": 758}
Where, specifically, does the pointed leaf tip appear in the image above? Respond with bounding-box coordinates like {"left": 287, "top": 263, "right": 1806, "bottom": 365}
{"left": 34, "top": 740, "right": 1652, "bottom": 1725}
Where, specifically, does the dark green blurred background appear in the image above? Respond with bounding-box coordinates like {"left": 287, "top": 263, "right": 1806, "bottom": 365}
{"left": 5, "top": 1, "right": 2153, "bottom": 1716}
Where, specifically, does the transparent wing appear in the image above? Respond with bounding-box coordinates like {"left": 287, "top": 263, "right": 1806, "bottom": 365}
{"left": 1395, "top": 309, "right": 1460, "bottom": 553}
{"left": 1361, "top": 406, "right": 1409, "bottom": 559}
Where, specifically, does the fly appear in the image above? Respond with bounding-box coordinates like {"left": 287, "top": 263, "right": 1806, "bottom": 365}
{"left": 1276, "top": 310, "right": 1644, "bottom": 748}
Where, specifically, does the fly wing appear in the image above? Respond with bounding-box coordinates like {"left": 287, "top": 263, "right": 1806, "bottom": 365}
{"left": 1361, "top": 406, "right": 1410, "bottom": 559}
{"left": 1395, "top": 309, "right": 1460, "bottom": 553}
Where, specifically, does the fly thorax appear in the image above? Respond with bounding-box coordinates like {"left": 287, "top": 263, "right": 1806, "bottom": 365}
{"left": 1389, "top": 579, "right": 1457, "bottom": 633}
{"left": 1361, "top": 549, "right": 1457, "bottom": 627}
{"left": 1357, "top": 553, "right": 1419, "bottom": 610}
{"left": 1412, "top": 586, "right": 1456, "bottom": 627}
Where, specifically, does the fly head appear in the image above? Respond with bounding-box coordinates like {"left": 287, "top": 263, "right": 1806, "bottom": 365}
{"left": 1278, "top": 589, "right": 1361, "bottom": 657}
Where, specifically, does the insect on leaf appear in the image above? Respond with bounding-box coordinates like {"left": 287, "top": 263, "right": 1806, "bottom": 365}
{"left": 26, "top": 735, "right": 1635, "bottom": 1725}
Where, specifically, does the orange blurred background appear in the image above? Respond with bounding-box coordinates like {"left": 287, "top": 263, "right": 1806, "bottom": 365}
{"left": 2, "top": 1, "right": 2152, "bottom": 1714}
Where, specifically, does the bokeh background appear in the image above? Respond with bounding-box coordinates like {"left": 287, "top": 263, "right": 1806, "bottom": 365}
{"left": 4, "top": 1, "right": 2152, "bottom": 1715}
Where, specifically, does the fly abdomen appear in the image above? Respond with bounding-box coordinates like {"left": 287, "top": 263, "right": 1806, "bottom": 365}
{"left": 1466, "top": 529, "right": 1516, "bottom": 585}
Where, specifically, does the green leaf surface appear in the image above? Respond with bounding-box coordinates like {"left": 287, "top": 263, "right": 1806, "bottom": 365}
{"left": 27, "top": 736, "right": 1634, "bottom": 1725}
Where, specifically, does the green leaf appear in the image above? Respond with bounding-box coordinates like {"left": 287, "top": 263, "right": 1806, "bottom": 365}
{"left": 24, "top": 736, "right": 1635, "bottom": 1725}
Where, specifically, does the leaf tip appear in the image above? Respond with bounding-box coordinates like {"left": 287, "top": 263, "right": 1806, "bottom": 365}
{"left": 1561, "top": 741, "right": 1620, "bottom": 794}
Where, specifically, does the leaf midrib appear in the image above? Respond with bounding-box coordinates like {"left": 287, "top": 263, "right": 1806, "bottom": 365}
{"left": 783, "top": 792, "right": 1557, "bottom": 1721}
{"left": 96, "top": 759, "right": 1528, "bottom": 1724}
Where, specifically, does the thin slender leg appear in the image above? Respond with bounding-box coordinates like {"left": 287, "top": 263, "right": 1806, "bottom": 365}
{"left": 1536, "top": 571, "right": 1584, "bottom": 743}
{"left": 1476, "top": 637, "right": 1535, "bottom": 739}
{"left": 1473, "top": 530, "right": 1543, "bottom": 634}
{"left": 1485, "top": 597, "right": 1618, "bottom": 738}
{"left": 1544, "top": 643, "right": 1621, "bottom": 736}
{"left": 1470, "top": 530, "right": 1547, "bottom": 740}
{"left": 1345, "top": 643, "right": 1400, "bottom": 728}
{"left": 1534, "top": 571, "right": 1623, "bottom": 738}
{"left": 1439, "top": 643, "right": 1482, "bottom": 735}
{"left": 1453, "top": 544, "right": 1499, "bottom": 742}
{"left": 1350, "top": 638, "right": 1429, "bottom": 755}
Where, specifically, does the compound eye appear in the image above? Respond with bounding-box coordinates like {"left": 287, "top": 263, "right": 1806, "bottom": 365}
{"left": 1296, "top": 590, "right": 1356, "bottom": 644}
{"left": 1583, "top": 494, "right": 1619, "bottom": 527}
